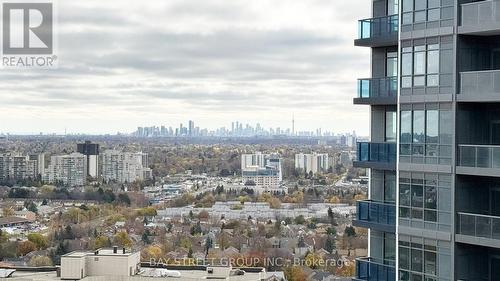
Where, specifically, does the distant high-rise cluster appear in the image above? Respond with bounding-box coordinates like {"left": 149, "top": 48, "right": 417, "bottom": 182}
{"left": 241, "top": 152, "right": 282, "bottom": 188}
{"left": 0, "top": 141, "right": 151, "bottom": 187}
{"left": 134, "top": 120, "right": 346, "bottom": 138}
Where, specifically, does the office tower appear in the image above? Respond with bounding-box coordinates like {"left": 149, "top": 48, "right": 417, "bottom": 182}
{"left": 100, "top": 150, "right": 151, "bottom": 183}
{"left": 350, "top": 0, "right": 500, "bottom": 280}
{"left": 295, "top": 153, "right": 330, "bottom": 174}
{"left": 77, "top": 141, "right": 99, "bottom": 178}
{"left": 43, "top": 153, "right": 86, "bottom": 186}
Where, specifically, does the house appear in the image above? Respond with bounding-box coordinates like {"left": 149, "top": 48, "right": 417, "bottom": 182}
{"left": 14, "top": 210, "right": 36, "bottom": 221}
{"left": 222, "top": 246, "right": 239, "bottom": 257}
{"left": 315, "top": 248, "right": 330, "bottom": 257}
{"left": 264, "top": 271, "right": 286, "bottom": 281}
{"left": 0, "top": 217, "right": 29, "bottom": 228}
{"left": 114, "top": 221, "right": 126, "bottom": 229}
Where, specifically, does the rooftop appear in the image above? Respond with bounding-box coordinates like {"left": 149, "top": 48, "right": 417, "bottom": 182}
{"left": 0, "top": 216, "right": 29, "bottom": 226}
{"left": 62, "top": 247, "right": 136, "bottom": 257}
{"left": 6, "top": 267, "right": 270, "bottom": 281}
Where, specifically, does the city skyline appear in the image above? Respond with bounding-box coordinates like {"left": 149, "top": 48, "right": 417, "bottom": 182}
{"left": 0, "top": 119, "right": 364, "bottom": 137}
{"left": 0, "top": 0, "right": 371, "bottom": 135}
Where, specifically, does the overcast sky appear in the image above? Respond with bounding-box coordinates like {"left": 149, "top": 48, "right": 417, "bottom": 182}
{"left": 0, "top": 0, "right": 370, "bottom": 135}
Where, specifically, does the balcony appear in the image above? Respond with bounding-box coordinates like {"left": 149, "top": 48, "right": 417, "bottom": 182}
{"left": 353, "top": 77, "right": 398, "bottom": 105}
{"left": 460, "top": 0, "right": 500, "bottom": 35}
{"left": 355, "top": 15, "right": 398, "bottom": 47}
{"left": 459, "top": 70, "right": 500, "bottom": 102}
{"left": 354, "top": 142, "right": 397, "bottom": 170}
{"left": 456, "top": 212, "right": 500, "bottom": 248}
{"left": 353, "top": 200, "right": 396, "bottom": 233}
{"left": 457, "top": 145, "right": 500, "bottom": 177}
{"left": 354, "top": 257, "right": 396, "bottom": 281}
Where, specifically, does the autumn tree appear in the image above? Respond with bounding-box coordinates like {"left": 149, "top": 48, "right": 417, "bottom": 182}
{"left": 17, "top": 240, "right": 37, "bottom": 256}
{"left": 28, "top": 256, "right": 53, "bottom": 266}
{"left": 336, "top": 260, "right": 356, "bottom": 277}
{"left": 113, "top": 231, "right": 132, "bottom": 248}
{"left": 304, "top": 252, "right": 324, "bottom": 269}
{"left": 93, "top": 236, "right": 111, "bottom": 250}
{"left": 284, "top": 266, "right": 308, "bottom": 281}
{"left": 141, "top": 245, "right": 163, "bottom": 261}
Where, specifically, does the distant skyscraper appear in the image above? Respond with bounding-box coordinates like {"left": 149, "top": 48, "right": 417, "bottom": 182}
{"left": 188, "top": 120, "right": 195, "bottom": 136}
{"left": 77, "top": 141, "right": 99, "bottom": 178}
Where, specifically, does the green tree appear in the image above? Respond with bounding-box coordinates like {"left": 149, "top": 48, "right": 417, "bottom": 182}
{"left": 142, "top": 229, "right": 151, "bottom": 244}
{"left": 294, "top": 215, "right": 305, "bottom": 225}
{"left": 344, "top": 226, "right": 356, "bottom": 237}
{"left": 326, "top": 227, "right": 337, "bottom": 236}
{"left": 27, "top": 233, "right": 48, "bottom": 250}
{"left": 325, "top": 236, "right": 335, "bottom": 253}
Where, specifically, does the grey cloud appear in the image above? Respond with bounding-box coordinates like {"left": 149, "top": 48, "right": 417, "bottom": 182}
{"left": 0, "top": 0, "right": 370, "bottom": 134}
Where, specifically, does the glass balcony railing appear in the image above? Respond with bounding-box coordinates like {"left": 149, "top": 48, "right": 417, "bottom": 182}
{"left": 458, "top": 144, "right": 500, "bottom": 168}
{"left": 461, "top": 0, "right": 500, "bottom": 30}
{"left": 355, "top": 257, "right": 396, "bottom": 281}
{"left": 356, "top": 200, "right": 396, "bottom": 227}
{"left": 460, "top": 70, "right": 500, "bottom": 97}
{"left": 357, "top": 142, "right": 397, "bottom": 163}
{"left": 358, "top": 77, "right": 397, "bottom": 99}
{"left": 358, "top": 15, "right": 398, "bottom": 40}
{"left": 457, "top": 212, "right": 500, "bottom": 240}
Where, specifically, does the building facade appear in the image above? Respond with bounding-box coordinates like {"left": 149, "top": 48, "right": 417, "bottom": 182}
{"left": 100, "top": 150, "right": 151, "bottom": 183}
{"left": 295, "top": 153, "right": 330, "bottom": 174}
{"left": 77, "top": 141, "right": 99, "bottom": 178}
{"left": 43, "top": 153, "right": 87, "bottom": 186}
{"left": 60, "top": 247, "right": 141, "bottom": 280}
{"left": 0, "top": 153, "right": 41, "bottom": 182}
{"left": 353, "top": 0, "right": 500, "bottom": 280}
{"left": 241, "top": 152, "right": 283, "bottom": 187}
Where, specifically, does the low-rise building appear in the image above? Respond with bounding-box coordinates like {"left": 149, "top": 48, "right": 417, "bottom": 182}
{"left": 60, "top": 247, "right": 140, "bottom": 280}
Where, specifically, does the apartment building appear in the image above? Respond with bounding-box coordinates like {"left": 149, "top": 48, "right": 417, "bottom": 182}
{"left": 295, "top": 153, "right": 330, "bottom": 174}
{"left": 100, "top": 150, "right": 151, "bottom": 183}
{"left": 0, "top": 153, "right": 40, "bottom": 182}
{"left": 43, "top": 153, "right": 87, "bottom": 186}
{"left": 241, "top": 152, "right": 282, "bottom": 187}
{"left": 77, "top": 141, "right": 99, "bottom": 178}
{"left": 352, "top": 0, "right": 500, "bottom": 280}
